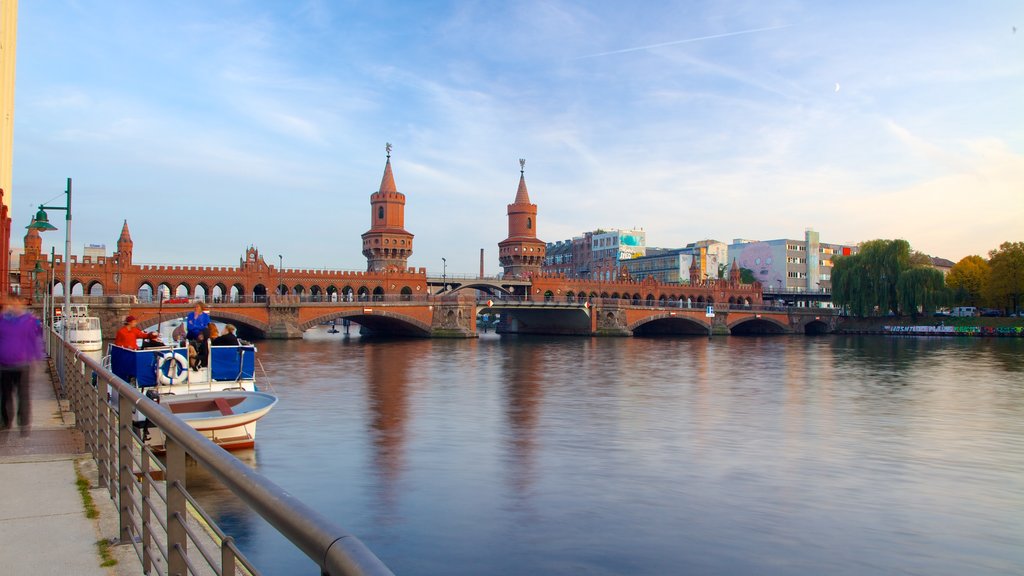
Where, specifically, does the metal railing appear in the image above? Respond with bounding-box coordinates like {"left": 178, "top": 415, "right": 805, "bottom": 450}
{"left": 51, "top": 331, "right": 394, "bottom": 576}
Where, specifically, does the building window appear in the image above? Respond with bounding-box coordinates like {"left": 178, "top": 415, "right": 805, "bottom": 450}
{"left": 378, "top": 206, "right": 384, "bottom": 219}
{"left": 527, "top": 217, "right": 532, "bottom": 229}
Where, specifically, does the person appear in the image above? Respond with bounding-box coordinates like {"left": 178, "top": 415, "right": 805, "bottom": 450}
{"left": 189, "top": 330, "right": 211, "bottom": 371}
{"left": 0, "top": 297, "right": 46, "bottom": 434}
{"left": 114, "top": 315, "right": 160, "bottom": 350}
{"left": 212, "top": 324, "right": 240, "bottom": 346}
{"left": 185, "top": 301, "right": 210, "bottom": 340}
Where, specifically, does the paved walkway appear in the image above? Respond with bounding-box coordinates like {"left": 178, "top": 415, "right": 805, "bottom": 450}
{"left": 0, "top": 359, "right": 142, "bottom": 575}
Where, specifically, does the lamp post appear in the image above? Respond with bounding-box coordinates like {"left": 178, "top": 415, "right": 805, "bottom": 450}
{"left": 441, "top": 257, "right": 447, "bottom": 295}
{"left": 27, "top": 178, "right": 72, "bottom": 341}
{"left": 278, "top": 254, "right": 283, "bottom": 295}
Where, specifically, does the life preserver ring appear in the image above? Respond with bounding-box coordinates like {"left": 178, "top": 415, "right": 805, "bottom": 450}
{"left": 156, "top": 353, "right": 189, "bottom": 385}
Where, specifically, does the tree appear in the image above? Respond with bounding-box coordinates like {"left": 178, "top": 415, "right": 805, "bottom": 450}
{"left": 739, "top": 267, "right": 755, "bottom": 284}
{"left": 985, "top": 242, "right": 1024, "bottom": 313}
{"left": 832, "top": 239, "right": 946, "bottom": 317}
{"left": 897, "top": 267, "right": 947, "bottom": 319}
{"left": 946, "top": 255, "right": 989, "bottom": 306}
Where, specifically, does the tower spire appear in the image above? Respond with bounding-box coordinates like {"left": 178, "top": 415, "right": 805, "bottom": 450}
{"left": 499, "top": 158, "right": 546, "bottom": 279}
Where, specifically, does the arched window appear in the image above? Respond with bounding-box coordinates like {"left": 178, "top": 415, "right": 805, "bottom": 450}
{"left": 378, "top": 206, "right": 384, "bottom": 219}
{"left": 527, "top": 217, "right": 532, "bottom": 229}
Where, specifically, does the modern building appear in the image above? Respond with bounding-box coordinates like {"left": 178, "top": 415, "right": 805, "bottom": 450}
{"left": 621, "top": 239, "right": 728, "bottom": 284}
{"left": 727, "top": 229, "right": 858, "bottom": 294}
{"left": 543, "top": 228, "right": 646, "bottom": 280}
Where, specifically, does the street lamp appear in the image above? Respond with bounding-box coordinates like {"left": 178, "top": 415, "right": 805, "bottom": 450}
{"left": 278, "top": 254, "right": 283, "bottom": 295}
{"left": 441, "top": 257, "right": 447, "bottom": 294}
{"left": 27, "top": 178, "right": 72, "bottom": 341}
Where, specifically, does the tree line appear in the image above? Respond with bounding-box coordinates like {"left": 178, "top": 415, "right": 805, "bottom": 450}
{"left": 831, "top": 240, "right": 1023, "bottom": 318}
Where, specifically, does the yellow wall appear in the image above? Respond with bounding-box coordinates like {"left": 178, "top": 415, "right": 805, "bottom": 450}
{"left": 0, "top": 0, "right": 16, "bottom": 209}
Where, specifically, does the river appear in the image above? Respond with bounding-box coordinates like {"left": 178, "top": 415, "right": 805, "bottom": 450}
{"left": 185, "top": 331, "right": 1024, "bottom": 575}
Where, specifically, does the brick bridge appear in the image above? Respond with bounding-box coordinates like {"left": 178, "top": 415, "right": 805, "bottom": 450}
{"left": 70, "top": 295, "right": 837, "bottom": 340}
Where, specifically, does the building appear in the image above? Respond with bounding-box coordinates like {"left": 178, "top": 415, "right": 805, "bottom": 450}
{"left": 727, "top": 229, "right": 858, "bottom": 294}
{"left": 0, "top": 0, "right": 16, "bottom": 297}
{"left": 543, "top": 228, "right": 646, "bottom": 279}
{"left": 498, "top": 160, "right": 545, "bottom": 279}
{"left": 621, "top": 239, "right": 728, "bottom": 284}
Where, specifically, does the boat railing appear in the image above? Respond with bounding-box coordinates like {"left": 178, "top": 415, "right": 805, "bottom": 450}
{"left": 51, "top": 330, "right": 395, "bottom": 576}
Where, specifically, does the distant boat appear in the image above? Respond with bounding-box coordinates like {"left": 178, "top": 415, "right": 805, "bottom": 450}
{"left": 55, "top": 304, "right": 103, "bottom": 352}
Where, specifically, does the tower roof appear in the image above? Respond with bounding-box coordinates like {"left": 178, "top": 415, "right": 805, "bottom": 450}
{"left": 513, "top": 159, "right": 531, "bottom": 204}
{"left": 118, "top": 219, "right": 132, "bottom": 243}
{"left": 379, "top": 143, "right": 398, "bottom": 193}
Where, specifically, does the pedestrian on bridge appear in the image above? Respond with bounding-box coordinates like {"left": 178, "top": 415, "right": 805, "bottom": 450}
{"left": 0, "top": 297, "right": 45, "bottom": 435}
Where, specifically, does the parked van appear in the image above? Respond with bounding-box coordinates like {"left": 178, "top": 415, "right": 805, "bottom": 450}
{"left": 950, "top": 306, "right": 978, "bottom": 317}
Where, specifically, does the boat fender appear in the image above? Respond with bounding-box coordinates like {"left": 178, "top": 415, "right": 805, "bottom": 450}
{"left": 156, "top": 353, "right": 189, "bottom": 385}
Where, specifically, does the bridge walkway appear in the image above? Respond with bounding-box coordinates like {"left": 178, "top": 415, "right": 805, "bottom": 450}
{"left": 0, "top": 359, "right": 143, "bottom": 575}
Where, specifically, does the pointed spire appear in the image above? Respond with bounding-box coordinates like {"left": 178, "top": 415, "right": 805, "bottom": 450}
{"left": 118, "top": 219, "right": 132, "bottom": 243}
{"left": 379, "top": 142, "right": 397, "bottom": 193}
{"left": 514, "top": 158, "right": 531, "bottom": 204}
{"left": 731, "top": 258, "right": 739, "bottom": 271}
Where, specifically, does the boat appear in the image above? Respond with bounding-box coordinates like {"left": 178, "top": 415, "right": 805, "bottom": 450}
{"left": 152, "top": 391, "right": 278, "bottom": 451}
{"left": 55, "top": 304, "right": 103, "bottom": 351}
{"left": 107, "top": 340, "right": 277, "bottom": 451}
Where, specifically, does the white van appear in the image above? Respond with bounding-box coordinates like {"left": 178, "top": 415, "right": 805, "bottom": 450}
{"left": 950, "top": 306, "right": 978, "bottom": 317}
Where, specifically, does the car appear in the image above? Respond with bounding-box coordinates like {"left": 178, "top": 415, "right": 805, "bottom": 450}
{"left": 932, "top": 311, "right": 950, "bottom": 317}
{"left": 981, "top": 309, "right": 1002, "bottom": 317}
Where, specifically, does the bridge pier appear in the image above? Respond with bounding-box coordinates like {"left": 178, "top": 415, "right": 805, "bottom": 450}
{"left": 430, "top": 295, "right": 477, "bottom": 338}
{"left": 266, "top": 303, "right": 304, "bottom": 339}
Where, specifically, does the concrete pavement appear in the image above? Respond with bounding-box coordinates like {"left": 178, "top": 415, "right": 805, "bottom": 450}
{"left": 0, "top": 359, "right": 141, "bottom": 575}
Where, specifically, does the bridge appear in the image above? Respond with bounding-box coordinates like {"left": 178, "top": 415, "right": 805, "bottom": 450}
{"left": 66, "top": 294, "right": 838, "bottom": 340}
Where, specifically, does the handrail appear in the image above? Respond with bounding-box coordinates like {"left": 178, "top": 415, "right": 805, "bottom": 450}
{"left": 53, "top": 331, "right": 394, "bottom": 576}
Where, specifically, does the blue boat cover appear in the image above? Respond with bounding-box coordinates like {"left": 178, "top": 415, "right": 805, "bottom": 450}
{"left": 210, "top": 345, "right": 256, "bottom": 381}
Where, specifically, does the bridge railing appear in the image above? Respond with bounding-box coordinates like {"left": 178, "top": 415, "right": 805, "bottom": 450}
{"left": 477, "top": 295, "right": 836, "bottom": 314}
{"left": 51, "top": 331, "right": 395, "bottom": 576}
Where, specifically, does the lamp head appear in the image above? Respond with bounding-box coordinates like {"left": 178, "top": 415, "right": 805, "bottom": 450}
{"left": 26, "top": 207, "right": 59, "bottom": 231}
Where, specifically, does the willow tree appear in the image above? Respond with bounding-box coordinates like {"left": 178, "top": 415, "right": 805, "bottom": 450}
{"left": 832, "top": 239, "right": 944, "bottom": 317}
{"left": 897, "top": 267, "right": 947, "bottom": 319}
{"left": 985, "top": 242, "right": 1024, "bottom": 313}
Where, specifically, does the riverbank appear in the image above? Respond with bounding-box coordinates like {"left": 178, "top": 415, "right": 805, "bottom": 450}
{"left": 835, "top": 315, "right": 1024, "bottom": 336}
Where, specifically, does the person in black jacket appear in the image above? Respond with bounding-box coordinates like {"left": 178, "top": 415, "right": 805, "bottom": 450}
{"left": 211, "top": 324, "right": 240, "bottom": 346}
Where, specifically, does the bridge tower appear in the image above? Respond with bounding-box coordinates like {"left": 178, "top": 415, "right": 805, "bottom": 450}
{"left": 115, "top": 220, "right": 133, "bottom": 266}
{"left": 362, "top": 143, "right": 414, "bottom": 272}
{"left": 499, "top": 159, "right": 545, "bottom": 279}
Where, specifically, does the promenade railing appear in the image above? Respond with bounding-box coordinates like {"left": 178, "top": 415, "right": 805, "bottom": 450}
{"left": 50, "top": 330, "right": 395, "bottom": 576}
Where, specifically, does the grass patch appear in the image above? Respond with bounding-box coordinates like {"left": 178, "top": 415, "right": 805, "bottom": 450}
{"left": 96, "top": 539, "right": 118, "bottom": 567}
{"left": 73, "top": 465, "right": 99, "bottom": 519}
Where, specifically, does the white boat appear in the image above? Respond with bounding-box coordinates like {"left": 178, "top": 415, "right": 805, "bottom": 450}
{"left": 55, "top": 304, "right": 103, "bottom": 351}
{"left": 154, "top": 391, "right": 278, "bottom": 451}
{"left": 107, "top": 341, "right": 277, "bottom": 451}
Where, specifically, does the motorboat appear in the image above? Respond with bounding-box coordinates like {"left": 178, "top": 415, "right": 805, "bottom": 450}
{"left": 107, "top": 341, "right": 277, "bottom": 451}
{"left": 55, "top": 304, "right": 103, "bottom": 351}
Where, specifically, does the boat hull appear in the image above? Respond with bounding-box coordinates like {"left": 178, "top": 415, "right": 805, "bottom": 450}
{"left": 149, "top": 391, "right": 277, "bottom": 451}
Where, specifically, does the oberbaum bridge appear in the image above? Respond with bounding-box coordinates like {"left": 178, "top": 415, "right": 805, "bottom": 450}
{"left": 19, "top": 152, "right": 837, "bottom": 339}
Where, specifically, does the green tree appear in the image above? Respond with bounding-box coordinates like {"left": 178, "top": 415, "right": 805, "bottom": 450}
{"left": 897, "top": 267, "right": 947, "bottom": 319}
{"left": 946, "top": 255, "right": 989, "bottom": 306}
{"left": 985, "top": 242, "right": 1024, "bottom": 313}
{"left": 832, "top": 239, "right": 946, "bottom": 317}
{"left": 739, "top": 267, "right": 755, "bottom": 284}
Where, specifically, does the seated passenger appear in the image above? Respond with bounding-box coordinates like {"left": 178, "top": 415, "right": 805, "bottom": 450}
{"left": 212, "top": 324, "right": 240, "bottom": 346}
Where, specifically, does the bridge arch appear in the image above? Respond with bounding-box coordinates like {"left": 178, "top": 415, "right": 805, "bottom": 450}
{"left": 727, "top": 316, "right": 788, "bottom": 335}
{"left": 300, "top": 310, "right": 432, "bottom": 337}
{"left": 87, "top": 280, "right": 104, "bottom": 295}
{"left": 628, "top": 313, "right": 710, "bottom": 336}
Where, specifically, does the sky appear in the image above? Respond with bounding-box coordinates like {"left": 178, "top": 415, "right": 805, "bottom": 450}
{"left": 11, "top": 1, "right": 1024, "bottom": 276}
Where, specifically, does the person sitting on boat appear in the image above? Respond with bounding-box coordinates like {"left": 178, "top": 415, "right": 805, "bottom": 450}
{"left": 114, "top": 316, "right": 160, "bottom": 350}
{"left": 185, "top": 301, "right": 210, "bottom": 340}
{"left": 212, "top": 324, "right": 240, "bottom": 346}
{"left": 188, "top": 330, "right": 209, "bottom": 371}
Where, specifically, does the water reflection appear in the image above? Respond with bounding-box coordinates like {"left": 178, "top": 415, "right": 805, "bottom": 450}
{"left": 183, "top": 335, "right": 1024, "bottom": 576}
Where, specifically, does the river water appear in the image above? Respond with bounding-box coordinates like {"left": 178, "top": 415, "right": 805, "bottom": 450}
{"left": 186, "top": 332, "right": 1024, "bottom": 575}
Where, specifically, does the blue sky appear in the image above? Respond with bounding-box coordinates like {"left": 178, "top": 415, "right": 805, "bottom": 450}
{"left": 12, "top": 1, "right": 1023, "bottom": 276}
